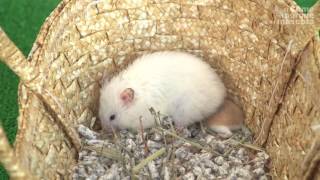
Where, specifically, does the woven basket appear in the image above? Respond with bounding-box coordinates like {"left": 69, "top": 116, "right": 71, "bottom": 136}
{"left": 0, "top": 0, "right": 319, "bottom": 179}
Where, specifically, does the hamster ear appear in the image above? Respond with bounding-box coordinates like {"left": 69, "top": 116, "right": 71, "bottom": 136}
{"left": 99, "top": 70, "right": 109, "bottom": 88}
{"left": 120, "top": 88, "right": 134, "bottom": 105}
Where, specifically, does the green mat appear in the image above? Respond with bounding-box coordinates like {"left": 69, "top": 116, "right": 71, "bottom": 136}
{"left": 0, "top": 0, "right": 318, "bottom": 179}
{"left": 0, "top": 1, "right": 60, "bottom": 179}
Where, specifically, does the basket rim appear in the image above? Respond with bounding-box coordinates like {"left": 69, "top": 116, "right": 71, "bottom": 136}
{"left": 27, "top": 0, "right": 71, "bottom": 62}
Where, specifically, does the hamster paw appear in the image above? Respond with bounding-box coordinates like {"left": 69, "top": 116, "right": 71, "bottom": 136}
{"left": 209, "top": 125, "right": 233, "bottom": 138}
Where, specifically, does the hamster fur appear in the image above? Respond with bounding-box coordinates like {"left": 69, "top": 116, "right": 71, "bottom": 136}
{"left": 99, "top": 51, "right": 226, "bottom": 131}
{"left": 207, "top": 98, "right": 245, "bottom": 138}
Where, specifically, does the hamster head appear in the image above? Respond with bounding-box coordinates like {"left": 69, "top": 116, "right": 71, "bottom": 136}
{"left": 99, "top": 77, "right": 135, "bottom": 131}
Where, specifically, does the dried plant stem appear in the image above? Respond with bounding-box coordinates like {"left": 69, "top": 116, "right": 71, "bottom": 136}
{"left": 200, "top": 121, "right": 206, "bottom": 134}
{"left": 155, "top": 128, "right": 202, "bottom": 148}
{"left": 154, "top": 127, "right": 216, "bottom": 154}
{"left": 139, "top": 118, "right": 149, "bottom": 154}
{"left": 132, "top": 147, "right": 166, "bottom": 174}
{"left": 228, "top": 139, "right": 264, "bottom": 152}
{"left": 114, "top": 142, "right": 134, "bottom": 177}
{"left": 83, "top": 145, "right": 123, "bottom": 161}
{"left": 238, "top": 142, "right": 264, "bottom": 152}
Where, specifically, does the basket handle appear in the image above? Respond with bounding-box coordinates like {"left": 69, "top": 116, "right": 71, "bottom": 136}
{"left": 0, "top": 27, "right": 35, "bottom": 82}
{"left": 0, "top": 126, "right": 35, "bottom": 180}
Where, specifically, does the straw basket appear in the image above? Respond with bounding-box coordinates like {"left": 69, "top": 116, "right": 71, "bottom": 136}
{"left": 0, "top": 0, "right": 319, "bottom": 179}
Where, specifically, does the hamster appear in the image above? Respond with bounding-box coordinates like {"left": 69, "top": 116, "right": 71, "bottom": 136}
{"left": 99, "top": 51, "right": 226, "bottom": 131}
{"left": 207, "top": 98, "right": 245, "bottom": 138}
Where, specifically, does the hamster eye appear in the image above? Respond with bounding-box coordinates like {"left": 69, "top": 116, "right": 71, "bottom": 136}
{"left": 109, "top": 114, "right": 116, "bottom": 121}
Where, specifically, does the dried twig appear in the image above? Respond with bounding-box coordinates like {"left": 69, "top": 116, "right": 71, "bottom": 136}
{"left": 200, "top": 121, "right": 206, "bottom": 134}
{"left": 83, "top": 145, "right": 124, "bottom": 161}
{"left": 153, "top": 127, "right": 221, "bottom": 156}
{"left": 139, "top": 117, "right": 149, "bottom": 154}
{"left": 132, "top": 147, "right": 166, "bottom": 174}
{"left": 228, "top": 139, "right": 264, "bottom": 152}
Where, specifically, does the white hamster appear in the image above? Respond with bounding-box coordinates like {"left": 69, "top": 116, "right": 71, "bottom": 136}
{"left": 99, "top": 51, "right": 226, "bottom": 131}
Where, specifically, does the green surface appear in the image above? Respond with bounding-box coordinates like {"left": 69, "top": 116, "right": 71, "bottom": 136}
{"left": 0, "top": 0, "right": 318, "bottom": 179}
{"left": 0, "top": 1, "right": 60, "bottom": 179}
{"left": 295, "top": 0, "right": 319, "bottom": 11}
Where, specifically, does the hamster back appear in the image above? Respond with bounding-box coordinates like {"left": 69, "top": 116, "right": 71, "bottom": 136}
{"left": 99, "top": 51, "right": 226, "bottom": 130}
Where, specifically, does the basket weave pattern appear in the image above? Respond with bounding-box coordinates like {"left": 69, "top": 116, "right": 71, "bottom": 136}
{"left": 0, "top": 0, "right": 319, "bottom": 179}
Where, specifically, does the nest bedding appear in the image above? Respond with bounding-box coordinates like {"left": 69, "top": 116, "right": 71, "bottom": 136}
{"left": 74, "top": 119, "right": 270, "bottom": 180}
